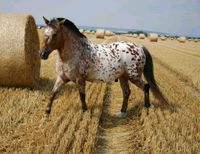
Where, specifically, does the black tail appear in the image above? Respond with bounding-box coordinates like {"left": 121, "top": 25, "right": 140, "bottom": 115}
{"left": 143, "top": 46, "right": 169, "bottom": 106}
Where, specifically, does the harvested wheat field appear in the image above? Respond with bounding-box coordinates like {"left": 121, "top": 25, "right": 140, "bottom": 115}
{"left": 0, "top": 30, "right": 200, "bottom": 153}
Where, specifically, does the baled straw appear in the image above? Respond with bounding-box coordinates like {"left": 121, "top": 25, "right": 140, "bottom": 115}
{"left": 85, "top": 30, "right": 91, "bottom": 34}
{"left": 79, "top": 29, "right": 84, "bottom": 33}
{"left": 149, "top": 33, "right": 158, "bottom": 42}
{"left": 160, "top": 36, "right": 167, "bottom": 41}
{"left": 125, "top": 34, "right": 133, "bottom": 37}
{"left": 177, "top": 36, "right": 186, "bottom": 43}
{"left": 95, "top": 29, "right": 105, "bottom": 39}
{"left": 105, "top": 30, "right": 114, "bottom": 36}
{"left": 0, "top": 13, "right": 40, "bottom": 87}
{"left": 91, "top": 31, "right": 95, "bottom": 34}
{"left": 139, "top": 33, "right": 145, "bottom": 39}
{"left": 133, "top": 34, "right": 138, "bottom": 38}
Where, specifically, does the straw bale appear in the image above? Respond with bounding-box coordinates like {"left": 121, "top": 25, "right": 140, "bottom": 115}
{"left": 177, "top": 36, "right": 186, "bottom": 43}
{"left": 133, "top": 34, "right": 138, "bottom": 38}
{"left": 95, "top": 29, "right": 105, "bottom": 39}
{"left": 85, "top": 30, "right": 91, "bottom": 34}
{"left": 0, "top": 13, "right": 40, "bottom": 87}
{"left": 105, "top": 30, "right": 114, "bottom": 36}
{"left": 149, "top": 33, "right": 158, "bottom": 42}
{"left": 160, "top": 36, "right": 167, "bottom": 41}
{"left": 139, "top": 34, "right": 145, "bottom": 39}
{"left": 79, "top": 29, "right": 84, "bottom": 33}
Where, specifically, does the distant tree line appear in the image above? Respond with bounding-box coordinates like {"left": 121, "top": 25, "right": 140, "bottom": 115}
{"left": 127, "top": 31, "right": 200, "bottom": 39}
{"left": 128, "top": 31, "right": 148, "bottom": 37}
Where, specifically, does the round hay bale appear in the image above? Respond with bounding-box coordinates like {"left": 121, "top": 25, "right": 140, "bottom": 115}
{"left": 125, "top": 34, "right": 133, "bottom": 37}
{"left": 0, "top": 13, "right": 40, "bottom": 87}
{"left": 37, "top": 29, "right": 44, "bottom": 46}
{"left": 139, "top": 34, "right": 145, "bottom": 39}
{"left": 149, "top": 33, "right": 158, "bottom": 42}
{"left": 160, "top": 36, "right": 167, "bottom": 41}
{"left": 95, "top": 29, "right": 105, "bottom": 39}
{"left": 133, "top": 34, "right": 138, "bottom": 38}
{"left": 194, "top": 39, "right": 198, "bottom": 42}
{"left": 91, "top": 31, "right": 95, "bottom": 34}
{"left": 85, "top": 30, "right": 91, "bottom": 34}
{"left": 79, "top": 29, "right": 84, "bottom": 33}
{"left": 105, "top": 30, "right": 114, "bottom": 36}
{"left": 177, "top": 36, "right": 186, "bottom": 43}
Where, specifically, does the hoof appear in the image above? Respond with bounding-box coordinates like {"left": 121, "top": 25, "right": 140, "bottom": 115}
{"left": 144, "top": 103, "right": 151, "bottom": 108}
{"left": 145, "top": 103, "right": 154, "bottom": 109}
{"left": 116, "top": 112, "right": 126, "bottom": 118}
{"left": 45, "top": 107, "right": 51, "bottom": 114}
{"left": 44, "top": 108, "right": 51, "bottom": 119}
{"left": 82, "top": 108, "right": 88, "bottom": 112}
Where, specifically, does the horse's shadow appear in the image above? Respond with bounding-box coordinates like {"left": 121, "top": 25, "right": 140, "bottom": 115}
{"left": 98, "top": 104, "right": 141, "bottom": 128}
{"left": 36, "top": 77, "right": 54, "bottom": 91}
{"left": 99, "top": 95, "right": 176, "bottom": 129}
{"left": 36, "top": 78, "right": 176, "bottom": 129}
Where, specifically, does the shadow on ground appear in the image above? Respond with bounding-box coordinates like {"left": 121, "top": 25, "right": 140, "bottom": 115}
{"left": 99, "top": 83, "right": 176, "bottom": 129}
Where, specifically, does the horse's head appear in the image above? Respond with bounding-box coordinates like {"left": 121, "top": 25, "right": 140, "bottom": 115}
{"left": 40, "top": 17, "right": 65, "bottom": 60}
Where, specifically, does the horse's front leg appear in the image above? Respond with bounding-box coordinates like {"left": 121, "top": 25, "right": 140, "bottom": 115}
{"left": 77, "top": 79, "right": 87, "bottom": 112}
{"left": 45, "top": 76, "right": 69, "bottom": 115}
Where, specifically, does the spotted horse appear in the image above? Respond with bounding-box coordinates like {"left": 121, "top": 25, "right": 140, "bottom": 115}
{"left": 40, "top": 17, "right": 169, "bottom": 117}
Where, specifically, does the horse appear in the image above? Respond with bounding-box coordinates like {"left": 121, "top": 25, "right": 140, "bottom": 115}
{"left": 39, "top": 17, "right": 169, "bottom": 117}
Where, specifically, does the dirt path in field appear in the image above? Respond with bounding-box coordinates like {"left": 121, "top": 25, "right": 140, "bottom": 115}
{"left": 94, "top": 36, "right": 145, "bottom": 153}
{"left": 95, "top": 83, "right": 145, "bottom": 154}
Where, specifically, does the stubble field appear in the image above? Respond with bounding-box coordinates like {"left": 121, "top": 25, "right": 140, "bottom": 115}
{"left": 0, "top": 30, "right": 200, "bottom": 153}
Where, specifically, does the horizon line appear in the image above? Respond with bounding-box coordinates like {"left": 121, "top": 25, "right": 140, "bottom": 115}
{"left": 37, "top": 24, "right": 200, "bottom": 38}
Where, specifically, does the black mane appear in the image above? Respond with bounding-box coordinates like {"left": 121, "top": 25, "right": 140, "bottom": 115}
{"left": 56, "top": 18, "right": 86, "bottom": 38}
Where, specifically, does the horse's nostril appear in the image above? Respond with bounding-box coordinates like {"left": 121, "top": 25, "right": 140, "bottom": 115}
{"left": 40, "top": 51, "right": 49, "bottom": 60}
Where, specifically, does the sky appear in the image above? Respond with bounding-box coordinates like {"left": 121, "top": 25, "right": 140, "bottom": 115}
{"left": 1, "top": 0, "right": 200, "bottom": 37}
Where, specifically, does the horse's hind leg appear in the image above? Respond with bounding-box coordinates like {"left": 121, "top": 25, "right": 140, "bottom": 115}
{"left": 129, "top": 78, "right": 150, "bottom": 108}
{"left": 116, "top": 77, "right": 131, "bottom": 117}
{"left": 144, "top": 84, "right": 150, "bottom": 107}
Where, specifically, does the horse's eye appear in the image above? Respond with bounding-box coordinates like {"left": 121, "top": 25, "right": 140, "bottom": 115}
{"left": 53, "top": 33, "right": 57, "bottom": 38}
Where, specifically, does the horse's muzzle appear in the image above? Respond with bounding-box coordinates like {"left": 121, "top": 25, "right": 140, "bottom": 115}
{"left": 40, "top": 49, "right": 50, "bottom": 60}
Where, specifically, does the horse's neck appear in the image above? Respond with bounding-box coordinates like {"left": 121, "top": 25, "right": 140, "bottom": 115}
{"left": 58, "top": 31, "right": 92, "bottom": 63}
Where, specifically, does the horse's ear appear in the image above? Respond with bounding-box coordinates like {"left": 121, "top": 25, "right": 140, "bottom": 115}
{"left": 43, "top": 16, "right": 49, "bottom": 25}
{"left": 59, "top": 19, "right": 65, "bottom": 26}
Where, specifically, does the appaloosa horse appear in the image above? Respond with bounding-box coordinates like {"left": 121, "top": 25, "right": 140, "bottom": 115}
{"left": 40, "top": 17, "right": 169, "bottom": 117}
